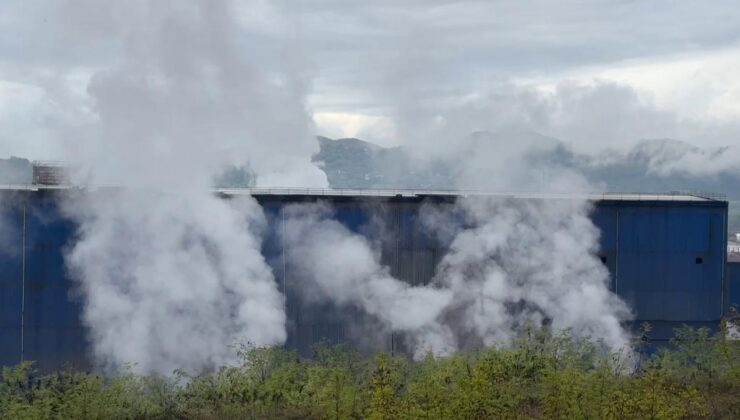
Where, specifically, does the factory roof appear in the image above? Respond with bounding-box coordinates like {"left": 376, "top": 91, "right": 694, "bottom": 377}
{"left": 223, "top": 188, "right": 722, "bottom": 202}
{"left": 0, "top": 184, "right": 724, "bottom": 202}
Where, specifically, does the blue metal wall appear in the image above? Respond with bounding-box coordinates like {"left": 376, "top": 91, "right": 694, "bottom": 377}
{"left": 0, "top": 192, "right": 23, "bottom": 370}
{"left": 0, "top": 191, "right": 88, "bottom": 372}
{"left": 591, "top": 201, "right": 727, "bottom": 342}
{"left": 0, "top": 190, "right": 729, "bottom": 370}
{"left": 729, "top": 262, "right": 740, "bottom": 313}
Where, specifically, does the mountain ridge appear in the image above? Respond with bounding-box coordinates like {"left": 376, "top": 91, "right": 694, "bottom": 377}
{"left": 314, "top": 135, "right": 740, "bottom": 198}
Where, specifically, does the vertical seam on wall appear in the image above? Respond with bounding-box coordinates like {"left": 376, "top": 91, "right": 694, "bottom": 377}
{"left": 282, "top": 209, "right": 286, "bottom": 299}
{"left": 615, "top": 208, "right": 620, "bottom": 294}
{"left": 20, "top": 195, "right": 26, "bottom": 363}
{"left": 721, "top": 203, "right": 727, "bottom": 317}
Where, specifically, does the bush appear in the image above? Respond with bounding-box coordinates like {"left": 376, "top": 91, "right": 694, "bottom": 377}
{"left": 1, "top": 324, "right": 738, "bottom": 419}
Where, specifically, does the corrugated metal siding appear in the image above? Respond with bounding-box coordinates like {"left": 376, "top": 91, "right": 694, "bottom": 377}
{"left": 381, "top": 202, "right": 444, "bottom": 287}
{"left": 729, "top": 262, "right": 740, "bottom": 312}
{"left": 262, "top": 198, "right": 447, "bottom": 355}
{"left": 0, "top": 192, "right": 729, "bottom": 370}
{"left": 0, "top": 192, "right": 24, "bottom": 369}
{"left": 602, "top": 203, "right": 724, "bottom": 323}
{"left": 263, "top": 197, "right": 728, "bottom": 347}
{"left": 22, "top": 193, "right": 89, "bottom": 372}
{"left": 0, "top": 191, "right": 90, "bottom": 372}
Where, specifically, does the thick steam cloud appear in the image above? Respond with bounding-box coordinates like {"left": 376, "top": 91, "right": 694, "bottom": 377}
{"left": 281, "top": 197, "right": 632, "bottom": 358}
{"left": 6, "top": 0, "right": 635, "bottom": 374}
{"left": 281, "top": 203, "right": 456, "bottom": 357}
{"left": 426, "top": 196, "right": 631, "bottom": 351}
{"left": 65, "top": 191, "right": 285, "bottom": 374}
{"left": 58, "top": 0, "right": 325, "bottom": 374}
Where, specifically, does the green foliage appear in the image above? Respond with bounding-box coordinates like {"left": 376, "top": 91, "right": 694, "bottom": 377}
{"left": 367, "top": 353, "right": 405, "bottom": 419}
{"left": 0, "top": 362, "right": 175, "bottom": 419}
{"left": 304, "top": 344, "right": 367, "bottom": 419}
{"left": 1, "top": 324, "right": 739, "bottom": 419}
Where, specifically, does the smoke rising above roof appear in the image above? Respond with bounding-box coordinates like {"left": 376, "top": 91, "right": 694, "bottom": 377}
{"left": 0, "top": 0, "right": 649, "bottom": 372}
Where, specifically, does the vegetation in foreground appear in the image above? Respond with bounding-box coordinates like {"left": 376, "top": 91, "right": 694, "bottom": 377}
{"left": 2, "top": 321, "right": 739, "bottom": 420}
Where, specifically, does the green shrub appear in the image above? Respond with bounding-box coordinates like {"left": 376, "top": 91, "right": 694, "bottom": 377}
{"left": 2, "top": 323, "right": 739, "bottom": 419}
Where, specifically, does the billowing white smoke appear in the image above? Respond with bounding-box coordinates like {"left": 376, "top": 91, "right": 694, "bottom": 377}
{"left": 57, "top": 0, "right": 325, "bottom": 374}
{"left": 64, "top": 0, "right": 326, "bottom": 188}
{"left": 30, "top": 0, "right": 631, "bottom": 370}
{"left": 282, "top": 92, "right": 633, "bottom": 356}
{"left": 281, "top": 203, "right": 456, "bottom": 356}
{"left": 281, "top": 196, "right": 631, "bottom": 356}
{"left": 426, "top": 196, "right": 631, "bottom": 350}
{"left": 65, "top": 191, "right": 285, "bottom": 374}
{"left": 279, "top": 67, "right": 634, "bottom": 355}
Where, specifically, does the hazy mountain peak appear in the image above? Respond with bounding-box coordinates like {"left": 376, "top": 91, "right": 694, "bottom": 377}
{"left": 627, "top": 138, "right": 736, "bottom": 177}
{"left": 312, "top": 134, "right": 739, "bottom": 199}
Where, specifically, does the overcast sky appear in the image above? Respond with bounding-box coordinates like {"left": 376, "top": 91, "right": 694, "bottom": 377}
{"left": 1, "top": 0, "right": 740, "bottom": 159}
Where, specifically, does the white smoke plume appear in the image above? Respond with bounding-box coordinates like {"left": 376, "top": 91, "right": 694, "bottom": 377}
{"left": 282, "top": 79, "right": 634, "bottom": 357}
{"left": 56, "top": 0, "right": 325, "bottom": 374}
{"left": 62, "top": 0, "right": 326, "bottom": 188}
{"left": 65, "top": 191, "right": 285, "bottom": 374}
{"left": 425, "top": 196, "right": 631, "bottom": 350}
{"left": 281, "top": 202, "right": 456, "bottom": 357}
{"left": 281, "top": 195, "right": 632, "bottom": 357}
{"left": 278, "top": 56, "right": 635, "bottom": 355}
{"left": 3, "top": 0, "right": 636, "bottom": 369}
{"left": 381, "top": 49, "right": 635, "bottom": 354}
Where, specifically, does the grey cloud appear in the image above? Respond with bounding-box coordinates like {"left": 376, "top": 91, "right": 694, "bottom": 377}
{"left": 272, "top": 0, "right": 740, "bottom": 114}
{"left": 375, "top": 79, "right": 740, "bottom": 180}
{"left": 3, "top": 1, "right": 740, "bottom": 160}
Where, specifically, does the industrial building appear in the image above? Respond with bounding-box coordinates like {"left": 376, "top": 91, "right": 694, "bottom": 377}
{"left": 730, "top": 262, "right": 740, "bottom": 314}
{"left": 0, "top": 186, "right": 732, "bottom": 372}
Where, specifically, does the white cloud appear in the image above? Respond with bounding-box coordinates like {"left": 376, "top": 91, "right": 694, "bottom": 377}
{"left": 2, "top": 0, "right": 740, "bottom": 161}
{"left": 519, "top": 46, "right": 740, "bottom": 126}
{"left": 313, "top": 112, "right": 396, "bottom": 144}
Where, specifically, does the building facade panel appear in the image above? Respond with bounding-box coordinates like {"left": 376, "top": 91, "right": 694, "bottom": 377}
{"left": 0, "top": 190, "right": 729, "bottom": 370}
